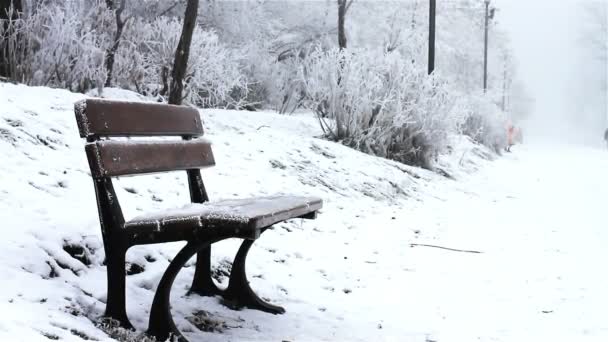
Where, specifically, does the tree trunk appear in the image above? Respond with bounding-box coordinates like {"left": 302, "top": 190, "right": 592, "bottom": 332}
{"left": 336, "top": 0, "right": 352, "bottom": 86}
{"left": 337, "top": 0, "right": 347, "bottom": 50}
{"left": 168, "top": 0, "right": 199, "bottom": 105}
{"left": 104, "top": 0, "right": 128, "bottom": 87}
{"left": 0, "top": 0, "right": 23, "bottom": 78}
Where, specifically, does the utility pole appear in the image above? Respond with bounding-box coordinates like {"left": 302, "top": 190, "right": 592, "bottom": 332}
{"left": 501, "top": 64, "right": 507, "bottom": 111}
{"left": 483, "top": 0, "right": 490, "bottom": 92}
{"left": 501, "top": 49, "right": 510, "bottom": 112}
{"left": 483, "top": 0, "right": 495, "bottom": 93}
{"left": 428, "top": 0, "right": 436, "bottom": 75}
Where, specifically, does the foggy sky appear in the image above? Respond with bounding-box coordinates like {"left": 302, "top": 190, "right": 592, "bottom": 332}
{"left": 494, "top": 0, "right": 607, "bottom": 145}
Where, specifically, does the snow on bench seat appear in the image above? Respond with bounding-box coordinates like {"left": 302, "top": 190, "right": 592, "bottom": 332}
{"left": 125, "top": 195, "right": 322, "bottom": 236}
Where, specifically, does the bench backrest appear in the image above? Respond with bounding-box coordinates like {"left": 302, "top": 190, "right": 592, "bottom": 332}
{"left": 75, "top": 99, "right": 215, "bottom": 178}
{"left": 76, "top": 99, "right": 204, "bottom": 138}
{"left": 74, "top": 99, "right": 212, "bottom": 232}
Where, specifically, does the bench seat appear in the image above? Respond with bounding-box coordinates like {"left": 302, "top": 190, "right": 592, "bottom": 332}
{"left": 125, "top": 195, "right": 322, "bottom": 239}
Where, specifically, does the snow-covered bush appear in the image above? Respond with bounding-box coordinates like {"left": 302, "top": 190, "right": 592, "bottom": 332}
{"left": 371, "top": 65, "right": 457, "bottom": 168}
{"left": 301, "top": 48, "right": 385, "bottom": 140}
{"left": 0, "top": 0, "right": 518, "bottom": 164}
{"left": 1, "top": 2, "right": 245, "bottom": 106}
{"left": 301, "top": 48, "right": 460, "bottom": 168}
{"left": 454, "top": 93, "right": 507, "bottom": 152}
{"left": 1, "top": 1, "right": 111, "bottom": 91}
{"left": 183, "top": 29, "right": 246, "bottom": 108}
{"left": 240, "top": 45, "right": 302, "bottom": 114}
{"left": 121, "top": 17, "right": 245, "bottom": 107}
{"left": 0, "top": 4, "right": 23, "bottom": 80}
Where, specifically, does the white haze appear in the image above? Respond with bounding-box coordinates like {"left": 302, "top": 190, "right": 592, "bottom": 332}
{"left": 495, "top": 0, "right": 608, "bottom": 146}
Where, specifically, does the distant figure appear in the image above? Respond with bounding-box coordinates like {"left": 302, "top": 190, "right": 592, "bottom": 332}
{"left": 515, "top": 127, "right": 523, "bottom": 144}
{"left": 604, "top": 128, "right": 608, "bottom": 148}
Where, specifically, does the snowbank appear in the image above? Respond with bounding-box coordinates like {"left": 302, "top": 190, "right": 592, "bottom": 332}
{"left": 0, "top": 83, "right": 492, "bottom": 341}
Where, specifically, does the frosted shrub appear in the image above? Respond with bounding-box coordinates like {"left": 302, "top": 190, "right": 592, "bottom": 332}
{"left": 127, "top": 17, "right": 245, "bottom": 107}
{"left": 1, "top": 3, "right": 245, "bottom": 105}
{"left": 301, "top": 48, "right": 385, "bottom": 141}
{"left": 272, "top": 57, "right": 306, "bottom": 114}
{"left": 0, "top": 5, "right": 24, "bottom": 80}
{"left": 244, "top": 46, "right": 303, "bottom": 113}
{"left": 369, "top": 65, "right": 457, "bottom": 168}
{"left": 1, "top": 1, "right": 111, "bottom": 91}
{"left": 455, "top": 93, "right": 507, "bottom": 152}
{"left": 187, "top": 30, "right": 246, "bottom": 108}
{"left": 301, "top": 48, "right": 458, "bottom": 168}
{"left": 105, "top": 19, "right": 147, "bottom": 92}
{"left": 117, "top": 17, "right": 180, "bottom": 97}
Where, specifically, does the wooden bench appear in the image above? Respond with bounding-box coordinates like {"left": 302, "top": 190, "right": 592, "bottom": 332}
{"left": 74, "top": 99, "right": 322, "bottom": 341}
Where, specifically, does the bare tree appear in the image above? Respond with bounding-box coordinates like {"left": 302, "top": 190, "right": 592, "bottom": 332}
{"left": 0, "top": 0, "right": 23, "bottom": 78}
{"left": 104, "top": 0, "right": 130, "bottom": 87}
{"left": 169, "top": 0, "right": 199, "bottom": 105}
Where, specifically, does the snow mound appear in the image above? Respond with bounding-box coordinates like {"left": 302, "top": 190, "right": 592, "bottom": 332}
{"left": 0, "top": 83, "right": 492, "bottom": 341}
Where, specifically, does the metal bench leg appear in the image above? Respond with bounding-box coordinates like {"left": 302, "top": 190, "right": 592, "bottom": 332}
{"left": 223, "top": 239, "right": 286, "bottom": 314}
{"left": 189, "top": 246, "right": 222, "bottom": 296}
{"left": 104, "top": 246, "right": 133, "bottom": 329}
{"left": 148, "top": 241, "right": 207, "bottom": 342}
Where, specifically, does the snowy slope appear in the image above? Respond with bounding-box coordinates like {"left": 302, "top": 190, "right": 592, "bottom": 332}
{"left": 0, "top": 83, "right": 494, "bottom": 342}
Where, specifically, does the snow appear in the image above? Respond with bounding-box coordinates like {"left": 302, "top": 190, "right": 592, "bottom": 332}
{"left": 127, "top": 196, "right": 320, "bottom": 228}
{"left": 1, "top": 83, "right": 607, "bottom": 341}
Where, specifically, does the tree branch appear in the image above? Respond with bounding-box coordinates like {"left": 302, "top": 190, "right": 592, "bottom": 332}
{"left": 410, "top": 243, "right": 483, "bottom": 254}
{"left": 345, "top": 0, "right": 355, "bottom": 14}
{"left": 156, "top": 0, "right": 181, "bottom": 18}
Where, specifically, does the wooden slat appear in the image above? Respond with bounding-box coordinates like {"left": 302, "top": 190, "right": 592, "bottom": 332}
{"left": 125, "top": 196, "right": 324, "bottom": 241}
{"left": 86, "top": 139, "right": 215, "bottom": 178}
{"left": 75, "top": 99, "right": 203, "bottom": 138}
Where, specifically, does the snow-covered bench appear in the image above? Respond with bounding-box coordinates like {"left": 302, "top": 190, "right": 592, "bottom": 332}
{"left": 74, "top": 99, "right": 322, "bottom": 341}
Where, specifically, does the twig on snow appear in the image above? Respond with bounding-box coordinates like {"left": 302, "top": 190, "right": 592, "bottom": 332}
{"left": 458, "top": 150, "right": 468, "bottom": 166}
{"left": 410, "top": 243, "right": 482, "bottom": 254}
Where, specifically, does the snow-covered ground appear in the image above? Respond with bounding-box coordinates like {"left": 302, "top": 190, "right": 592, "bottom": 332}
{"left": 1, "top": 83, "right": 607, "bottom": 342}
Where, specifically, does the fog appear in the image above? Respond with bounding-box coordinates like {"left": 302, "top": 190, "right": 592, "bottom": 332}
{"left": 495, "top": 0, "right": 608, "bottom": 146}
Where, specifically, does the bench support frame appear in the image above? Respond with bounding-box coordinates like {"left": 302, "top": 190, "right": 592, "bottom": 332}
{"left": 190, "top": 237, "right": 286, "bottom": 314}
{"left": 147, "top": 235, "right": 285, "bottom": 342}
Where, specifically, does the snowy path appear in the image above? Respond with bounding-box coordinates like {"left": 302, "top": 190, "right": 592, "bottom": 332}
{"left": 392, "top": 144, "right": 608, "bottom": 341}
{"left": 211, "top": 143, "right": 608, "bottom": 342}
